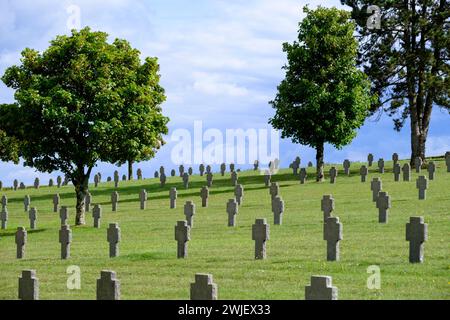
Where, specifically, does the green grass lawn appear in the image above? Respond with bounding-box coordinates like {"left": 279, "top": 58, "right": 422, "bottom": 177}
{"left": 0, "top": 158, "right": 448, "bottom": 300}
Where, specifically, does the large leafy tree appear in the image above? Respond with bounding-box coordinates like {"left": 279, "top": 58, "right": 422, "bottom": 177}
{"left": 269, "top": 6, "right": 373, "bottom": 181}
{"left": 341, "top": 0, "right": 449, "bottom": 163}
{"left": 1, "top": 27, "right": 169, "bottom": 225}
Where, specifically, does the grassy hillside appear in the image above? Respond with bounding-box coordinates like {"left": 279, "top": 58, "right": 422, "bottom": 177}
{"left": 0, "top": 158, "right": 448, "bottom": 300}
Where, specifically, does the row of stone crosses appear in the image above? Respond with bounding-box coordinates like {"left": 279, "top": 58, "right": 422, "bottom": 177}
{"left": 5, "top": 152, "right": 449, "bottom": 300}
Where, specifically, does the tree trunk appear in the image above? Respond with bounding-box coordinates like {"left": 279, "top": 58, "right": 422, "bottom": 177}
{"left": 74, "top": 177, "right": 88, "bottom": 226}
{"left": 316, "top": 142, "right": 324, "bottom": 182}
{"left": 128, "top": 160, "right": 133, "bottom": 180}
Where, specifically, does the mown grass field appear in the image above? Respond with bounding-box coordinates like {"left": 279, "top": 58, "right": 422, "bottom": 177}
{"left": 0, "top": 158, "right": 448, "bottom": 300}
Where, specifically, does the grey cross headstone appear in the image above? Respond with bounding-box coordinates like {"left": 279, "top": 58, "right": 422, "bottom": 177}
{"left": 324, "top": 217, "right": 343, "bottom": 261}
{"left": 329, "top": 167, "right": 337, "bottom": 184}
{"left": 139, "top": 189, "right": 148, "bottom": 210}
{"left": 446, "top": 151, "right": 450, "bottom": 172}
{"left": 371, "top": 178, "right": 382, "bottom": 202}
{"left": 53, "top": 194, "right": 60, "bottom": 213}
{"left": 170, "top": 187, "right": 177, "bottom": 209}
{"left": 416, "top": 176, "right": 428, "bottom": 200}
{"left": 183, "top": 172, "right": 190, "bottom": 189}
{"left": 159, "top": 166, "right": 165, "bottom": 175}
{"left": 231, "top": 171, "right": 238, "bottom": 186}
{"left": 206, "top": 172, "right": 213, "bottom": 187}
{"left": 392, "top": 153, "right": 399, "bottom": 165}
{"left": 402, "top": 163, "right": 411, "bottom": 181}
{"left": 360, "top": 165, "right": 368, "bottom": 182}
{"left": 252, "top": 219, "right": 269, "bottom": 260}
{"left": 160, "top": 172, "right": 167, "bottom": 187}
{"left": 378, "top": 159, "right": 385, "bottom": 173}
{"left": 29, "top": 207, "right": 37, "bottom": 230}
{"left": 305, "top": 276, "right": 338, "bottom": 300}
{"left": 427, "top": 161, "right": 435, "bottom": 180}
{"left": 343, "top": 160, "right": 351, "bottom": 175}
{"left": 220, "top": 163, "right": 226, "bottom": 176}
{"left": 85, "top": 192, "right": 92, "bottom": 212}
{"left": 376, "top": 191, "right": 391, "bottom": 223}
{"left": 414, "top": 157, "right": 423, "bottom": 173}
{"left": 226, "top": 199, "right": 238, "bottom": 227}
{"left": 299, "top": 168, "right": 307, "bottom": 184}
{"left": 97, "top": 271, "right": 120, "bottom": 300}
{"left": 184, "top": 201, "right": 196, "bottom": 227}
{"left": 321, "top": 195, "right": 335, "bottom": 221}
{"left": 1, "top": 194, "right": 7, "bottom": 210}
{"left": 154, "top": 171, "right": 159, "bottom": 178}
{"left": 97, "top": 172, "right": 102, "bottom": 182}
{"left": 0, "top": 181, "right": 2, "bottom": 190}
{"left": 13, "top": 179, "right": 19, "bottom": 191}
{"left": 49, "top": 179, "right": 54, "bottom": 187}
{"left": 367, "top": 154, "right": 374, "bottom": 167}
{"left": 175, "top": 220, "right": 190, "bottom": 258}
{"left": 113, "top": 171, "right": 119, "bottom": 188}
{"left": 93, "top": 204, "right": 102, "bottom": 228}
{"left": 234, "top": 184, "right": 244, "bottom": 205}
{"left": 230, "top": 163, "right": 235, "bottom": 172}
{"left": 137, "top": 169, "right": 142, "bottom": 180}
{"left": 406, "top": 217, "right": 428, "bottom": 263}
{"left": 295, "top": 156, "right": 301, "bottom": 168}
{"left": 1, "top": 206, "right": 8, "bottom": 229}
{"left": 394, "top": 163, "right": 401, "bottom": 182}
{"left": 107, "top": 223, "right": 121, "bottom": 258}
{"left": 264, "top": 171, "right": 271, "bottom": 187}
{"left": 253, "top": 160, "right": 259, "bottom": 171}
{"left": 60, "top": 206, "right": 69, "bottom": 225}
{"left": 57, "top": 176, "right": 62, "bottom": 188}
{"left": 199, "top": 164, "right": 205, "bottom": 176}
{"left": 24, "top": 195, "right": 31, "bottom": 212}
{"left": 59, "top": 224, "right": 72, "bottom": 259}
{"left": 200, "top": 186, "right": 209, "bottom": 207}
{"left": 190, "top": 274, "right": 218, "bottom": 300}
{"left": 206, "top": 165, "right": 212, "bottom": 175}
{"left": 18, "top": 270, "right": 39, "bottom": 300}
{"left": 269, "top": 182, "right": 279, "bottom": 200}
{"left": 34, "top": 178, "right": 40, "bottom": 189}
{"left": 272, "top": 196, "right": 284, "bottom": 225}
{"left": 111, "top": 191, "right": 119, "bottom": 211}
{"left": 179, "top": 165, "right": 185, "bottom": 177}
{"left": 171, "top": 169, "right": 176, "bottom": 177}
{"left": 15, "top": 227, "right": 27, "bottom": 259}
{"left": 188, "top": 167, "right": 193, "bottom": 176}
{"left": 291, "top": 161, "right": 299, "bottom": 175}
{"left": 94, "top": 174, "right": 99, "bottom": 187}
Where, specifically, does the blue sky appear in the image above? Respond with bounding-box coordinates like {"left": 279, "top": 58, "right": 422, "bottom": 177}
{"left": 0, "top": 0, "right": 449, "bottom": 185}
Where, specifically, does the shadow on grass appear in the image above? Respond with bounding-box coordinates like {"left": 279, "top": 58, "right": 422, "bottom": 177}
{"left": 124, "top": 251, "right": 172, "bottom": 261}
{"left": 0, "top": 228, "right": 47, "bottom": 237}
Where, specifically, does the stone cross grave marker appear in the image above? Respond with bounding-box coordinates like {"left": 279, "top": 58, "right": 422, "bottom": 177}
{"left": 53, "top": 194, "right": 60, "bottom": 213}
{"left": 406, "top": 217, "right": 428, "bottom": 263}
{"left": 15, "top": 227, "right": 27, "bottom": 259}
{"left": 305, "top": 276, "right": 338, "bottom": 300}
{"left": 252, "top": 219, "right": 269, "bottom": 259}
{"left": 137, "top": 169, "right": 142, "bottom": 180}
{"left": 446, "top": 151, "right": 450, "bottom": 172}
{"left": 188, "top": 167, "right": 193, "bottom": 176}
{"left": 97, "top": 271, "right": 120, "bottom": 300}
{"left": 0, "top": 206, "right": 7, "bottom": 229}
{"left": 234, "top": 184, "right": 244, "bottom": 205}
{"left": 367, "top": 153, "right": 374, "bottom": 167}
{"left": 427, "top": 161, "right": 435, "bottom": 180}
{"left": 264, "top": 171, "right": 271, "bottom": 187}
{"left": 175, "top": 220, "right": 190, "bottom": 258}
{"left": 160, "top": 172, "right": 167, "bottom": 187}
{"left": 299, "top": 168, "right": 307, "bottom": 184}
{"left": 378, "top": 159, "right": 385, "bottom": 173}
{"left": 254, "top": 160, "right": 259, "bottom": 171}
{"left": 324, "top": 217, "right": 343, "bottom": 261}
{"left": 360, "top": 165, "right": 368, "bottom": 182}
{"left": 376, "top": 191, "right": 391, "bottom": 223}
{"left": 170, "top": 187, "right": 177, "bottom": 209}
{"left": 231, "top": 171, "right": 238, "bottom": 186}
{"left": 272, "top": 196, "right": 284, "bottom": 225}
{"left": 34, "top": 178, "right": 40, "bottom": 189}
{"left": 24, "top": 195, "right": 31, "bottom": 212}
{"left": 321, "top": 195, "right": 335, "bottom": 222}
{"left": 190, "top": 274, "right": 218, "bottom": 300}
{"left": 85, "top": 192, "right": 92, "bottom": 212}
{"left": 1, "top": 194, "right": 7, "bottom": 210}
{"left": 200, "top": 186, "right": 209, "bottom": 207}
{"left": 29, "top": 207, "right": 37, "bottom": 230}
{"left": 171, "top": 169, "right": 176, "bottom": 177}
{"left": 93, "top": 204, "right": 102, "bottom": 228}
{"left": 416, "top": 176, "right": 428, "bottom": 200}
{"left": 371, "top": 178, "right": 382, "bottom": 202}
{"left": 139, "top": 189, "right": 148, "bottom": 210}
{"left": 18, "top": 270, "right": 39, "bottom": 300}
{"left": 414, "top": 157, "right": 423, "bottom": 173}
{"left": 206, "top": 165, "right": 212, "bottom": 175}
{"left": 220, "top": 163, "right": 226, "bottom": 176}
{"left": 343, "top": 160, "right": 351, "bottom": 176}
{"left": 107, "top": 223, "right": 121, "bottom": 258}
{"left": 199, "top": 164, "right": 205, "bottom": 176}
{"left": 329, "top": 167, "right": 337, "bottom": 184}
{"left": 230, "top": 163, "right": 235, "bottom": 172}
{"left": 402, "top": 163, "right": 411, "bottom": 181}
{"left": 182, "top": 172, "right": 190, "bottom": 189}
{"left": 394, "top": 163, "right": 401, "bottom": 181}
{"left": 269, "top": 182, "right": 279, "bottom": 200}
{"left": 226, "top": 199, "right": 238, "bottom": 227}
{"left": 19, "top": 182, "right": 25, "bottom": 189}
{"left": 111, "top": 191, "right": 119, "bottom": 211}
{"left": 114, "top": 171, "right": 119, "bottom": 188}
{"left": 13, "top": 179, "right": 18, "bottom": 191}
{"left": 179, "top": 165, "right": 185, "bottom": 177}
{"left": 184, "top": 201, "right": 195, "bottom": 227}
{"left": 392, "top": 153, "right": 399, "bottom": 165}
{"left": 160, "top": 166, "right": 165, "bottom": 176}
{"left": 49, "top": 179, "right": 54, "bottom": 187}
{"left": 154, "top": 171, "right": 159, "bottom": 178}
{"left": 94, "top": 174, "right": 99, "bottom": 187}
{"left": 59, "top": 224, "right": 72, "bottom": 259}
{"left": 57, "top": 176, "right": 62, "bottom": 188}
{"left": 291, "top": 160, "right": 299, "bottom": 175}
{"left": 60, "top": 206, "right": 69, "bottom": 225}
{"left": 206, "top": 172, "right": 213, "bottom": 187}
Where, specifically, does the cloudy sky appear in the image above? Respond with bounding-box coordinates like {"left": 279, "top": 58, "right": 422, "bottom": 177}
{"left": 0, "top": 0, "right": 449, "bottom": 185}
